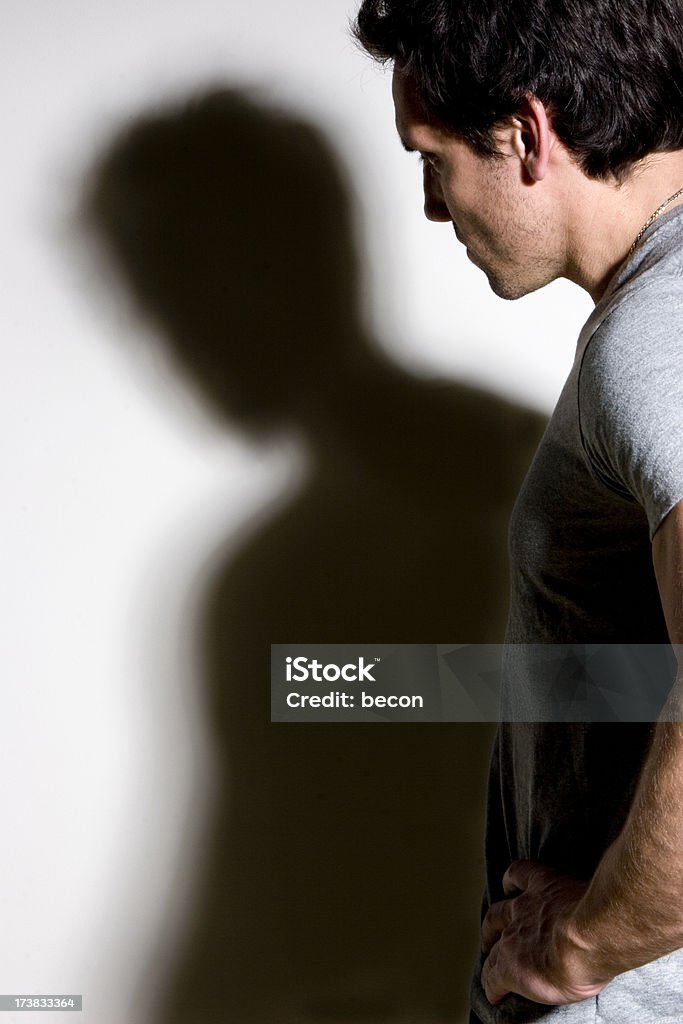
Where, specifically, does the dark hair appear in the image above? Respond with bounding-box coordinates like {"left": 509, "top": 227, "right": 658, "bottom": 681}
{"left": 353, "top": 0, "right": 683, "bottom": 180}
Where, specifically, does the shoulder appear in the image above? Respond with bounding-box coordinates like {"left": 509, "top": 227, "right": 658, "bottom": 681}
{"left": 580, "top": 274, "right": 683, "bottom": 411}
{"left": 576, "top": 271, "right": 683, "bottom": 535}
{"left": 584, "top": 209, "right": 683, "bottom": 378}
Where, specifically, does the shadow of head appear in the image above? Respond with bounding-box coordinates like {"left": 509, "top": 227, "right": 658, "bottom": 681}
{"left": 83, "top": 87, "right": 361, "bottom": 433}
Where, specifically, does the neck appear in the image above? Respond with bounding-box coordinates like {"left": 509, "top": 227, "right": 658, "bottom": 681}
{"left": 564, "top": 150, "right": 683, "bottom": 303}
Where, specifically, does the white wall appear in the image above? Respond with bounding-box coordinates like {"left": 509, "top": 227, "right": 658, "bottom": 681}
{"left": 2, "top": 2, "right": 593, "bottom": 1021}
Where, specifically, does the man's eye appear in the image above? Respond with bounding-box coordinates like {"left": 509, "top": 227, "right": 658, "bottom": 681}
{"left": 419, "top": 153, "right": 438, "bottom": 169}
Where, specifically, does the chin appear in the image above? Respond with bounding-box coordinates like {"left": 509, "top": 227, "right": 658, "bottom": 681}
{"left": 486, "top": 268, "right": 547, "bottom": 301}
{"left": 471, "top": 255, "right": 521, "bottom": 300}
{"left": 486, "top": 273, "right": 525, "bottom": 301}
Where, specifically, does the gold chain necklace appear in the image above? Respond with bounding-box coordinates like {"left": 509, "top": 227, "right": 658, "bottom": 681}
{"left": 629, "top": 186, "right": 683, "bottom": 256}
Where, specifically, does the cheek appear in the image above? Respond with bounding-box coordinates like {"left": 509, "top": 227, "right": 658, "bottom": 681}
{"left": 440, "top": 171, "right": 482, "bottom": 221}
{"left": 465, "top": 188, "right": 511, "bottom": 243}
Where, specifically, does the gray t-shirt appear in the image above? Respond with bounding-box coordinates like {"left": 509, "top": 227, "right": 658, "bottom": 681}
{"left": 471, "top": 205, "right": 683, "bottom": 1024}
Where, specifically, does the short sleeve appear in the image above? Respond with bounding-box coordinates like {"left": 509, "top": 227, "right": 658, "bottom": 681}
{"left": 578, "top": 283, "right": 683, "bottom": 539}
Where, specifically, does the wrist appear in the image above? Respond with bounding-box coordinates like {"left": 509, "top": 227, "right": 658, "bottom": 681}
{"left": 555, "top": 901, "right": 615, "bottom": 991}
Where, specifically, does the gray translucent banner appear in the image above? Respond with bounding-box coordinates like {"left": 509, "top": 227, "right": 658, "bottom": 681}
{"left": 271, "top": 644, "right": 682, "bottom": 722}
{"left": 0, "top": 996, "right": 82, "bottom": 1011}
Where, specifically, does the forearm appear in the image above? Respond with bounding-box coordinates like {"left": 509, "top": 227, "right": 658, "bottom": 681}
{"left": 480, "top": 697, "right": 683, "bottom": 1004}
{"left": 481, "top": 510, "right": 683, "bottom": 1006}
{"left": 573, "top": 507, "right": 683, "bottom": 980}
{"left": 571, "top": 697, "right": 683, "bottom": 977}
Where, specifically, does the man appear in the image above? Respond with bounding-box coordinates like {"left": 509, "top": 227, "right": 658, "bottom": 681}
{"left": 354, "top": 1, "right": 683, "bottom": 1022}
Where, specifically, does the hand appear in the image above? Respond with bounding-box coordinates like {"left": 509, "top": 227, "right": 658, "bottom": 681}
{"left": 481, "top": 860, "right": 612, "bottom": 1006}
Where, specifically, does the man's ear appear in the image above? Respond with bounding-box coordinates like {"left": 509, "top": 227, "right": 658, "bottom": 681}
{"left": 511, "top": 95, "right": 551, "bottom": 182}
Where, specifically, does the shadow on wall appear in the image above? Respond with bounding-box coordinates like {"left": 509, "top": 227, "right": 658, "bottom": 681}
{"left": 83, "top": 86, "right": 546, "bottom": 1024}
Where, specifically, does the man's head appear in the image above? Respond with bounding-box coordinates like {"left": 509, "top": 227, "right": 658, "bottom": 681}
{"left": 391, "top": 67, "right": 561, "bottom": 299}
{"left": 354, "top": 0, "right": 683, "bottom": 298}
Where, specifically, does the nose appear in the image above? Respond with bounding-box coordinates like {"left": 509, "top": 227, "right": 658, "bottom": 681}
{"left": 423, "top": 164, "right": 451, "bottom": 223}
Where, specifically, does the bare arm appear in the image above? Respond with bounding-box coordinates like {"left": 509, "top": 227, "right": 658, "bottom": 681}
{"left": 481, "top": 498, "right": 683, "bottom": 1005}
{"left": 568, "top": 499, "right": 683, "bottom": 974}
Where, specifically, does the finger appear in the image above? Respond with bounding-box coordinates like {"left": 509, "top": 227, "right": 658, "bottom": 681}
{"left": 481, "top": 949, "right": 510, "bottom": 1006}
{"left": 502, "top": 859, "right": 539, "bottom": 896}
{"left": 481, "top": 899, "right": 513, "bottom": 954}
